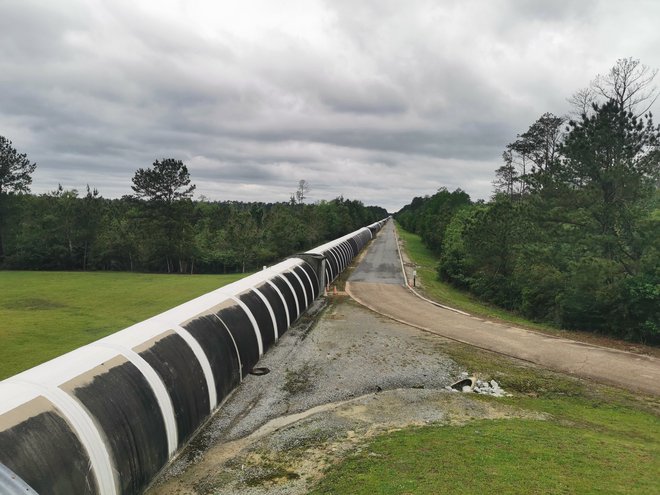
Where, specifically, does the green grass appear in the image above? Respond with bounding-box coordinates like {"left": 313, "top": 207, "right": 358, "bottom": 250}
{"left": 311, "top": 339, "right": 660, "bottom": 495}
{"left": 311, "top": 417, "right": 659, "bottom": 495}
{"left": 0, "top": 271, "right": 247, "bottom": 379}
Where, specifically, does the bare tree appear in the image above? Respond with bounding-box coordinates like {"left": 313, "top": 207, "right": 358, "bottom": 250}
{"left": 569, "top": 58, "right": 658, "bottom": 117}
{"left": 592, "top": 57, "right": 658, "bottom": 115}
{"left": 567, "top": 87, "right": 597, "bottom": 117}
{"left": 295, "top": 179, "right": 310, "bottom": 204}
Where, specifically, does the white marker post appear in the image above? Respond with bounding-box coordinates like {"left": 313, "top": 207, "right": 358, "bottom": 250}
{"left": 413, "top": 269, "right": 417, "bottom": 287}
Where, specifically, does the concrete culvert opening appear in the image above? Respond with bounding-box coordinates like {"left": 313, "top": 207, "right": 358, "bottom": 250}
{"left": 449, "top": 377, "right": 475, "bottom": 392}
{"left": 249, "top": 367, "right": 271, "bottom": 376}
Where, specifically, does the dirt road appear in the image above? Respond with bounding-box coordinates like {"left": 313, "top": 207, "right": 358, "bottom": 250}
{"left": 347, "top": 221, "right": 660, "bottom": 396}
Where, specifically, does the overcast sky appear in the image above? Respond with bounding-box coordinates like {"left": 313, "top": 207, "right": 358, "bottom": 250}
{"left": 2, "top": 0, "right": 659, "bottom": 211}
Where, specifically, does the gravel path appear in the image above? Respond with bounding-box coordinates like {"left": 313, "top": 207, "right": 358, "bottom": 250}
{"left": 148, "top": 299, "right": 475, "bottom": 494}
{"left": 211, "top": 300, "right": 458, "bottom": 439}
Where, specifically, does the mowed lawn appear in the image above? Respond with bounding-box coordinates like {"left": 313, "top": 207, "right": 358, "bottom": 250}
{"left": 0, "top": 271, "right": 246, "bottom": 379}
{"left": 312, "top": 413, "right": 660, "bottom": 495}
{"left": 311, "top": 344, "right": 660, "bottom": 495}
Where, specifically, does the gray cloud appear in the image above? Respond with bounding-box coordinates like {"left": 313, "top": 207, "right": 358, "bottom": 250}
{"left": 1, "top": 0, "right": 659, "bottom": 211}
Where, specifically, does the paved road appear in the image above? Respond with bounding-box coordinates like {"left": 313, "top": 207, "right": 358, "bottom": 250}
{"left": 347, "top": 220, "right": 660, "bottom": 396}
{"left": 349, "top": 221, "right": 404, "bottom": 284}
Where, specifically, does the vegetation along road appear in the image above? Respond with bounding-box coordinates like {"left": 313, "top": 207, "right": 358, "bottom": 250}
{"left": 347, "top": 220, "right": 660, "bottom": 396}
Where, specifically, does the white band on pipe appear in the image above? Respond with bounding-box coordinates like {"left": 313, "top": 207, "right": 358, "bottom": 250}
{"left": 8, "top": 380, "right": 118, "bottom": 495}
{"left": 173, "top": 325, "right": 217, "bottom": 410}
{"left": 266, "top": 280, "right": 290, "bottom": 329}
{"left": 277, "top": 274, "right": 300, "bottom": 317}
{"left": 288, "top": 270, "right": 309, "bottom": 308}
{"left": 230, "top": 297, "right": 263, "bottom": 357}
{"left": 298, "top": 264, "right": 317, "bottom": 297}
{"left": 90, "top": 342, "right": 178, "bottom": 456}
{"left": 213, "top": 315, "right": 243, "bottom": 382}
{"left": 252, "top": 288, "right": 279, "bottom": 341}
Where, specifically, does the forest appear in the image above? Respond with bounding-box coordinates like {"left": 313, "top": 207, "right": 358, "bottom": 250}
{"left": 0, "top": 153, "right": 387, "bottom": 274}
{"left": 397, "top": 59, "right": 659, "bottom": 343}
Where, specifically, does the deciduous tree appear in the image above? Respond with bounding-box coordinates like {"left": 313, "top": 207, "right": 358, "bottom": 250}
{"left": 502, "top": 113, "right": 564, "bottom": 195}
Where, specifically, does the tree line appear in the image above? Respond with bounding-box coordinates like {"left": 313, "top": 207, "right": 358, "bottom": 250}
{"left": 397, "top": 58, "right": 659, "bottom": 343}
{"left": 0, "top": 149, "right": 387, "bottom": 274}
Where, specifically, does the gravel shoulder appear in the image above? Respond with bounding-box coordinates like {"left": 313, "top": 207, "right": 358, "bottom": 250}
{"left": 147, "top": 298, "right": 535, "bottom": 494}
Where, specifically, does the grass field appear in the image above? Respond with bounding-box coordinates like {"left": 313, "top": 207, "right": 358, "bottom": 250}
{"left": 311, "top": 337, "right": 660, "bottom": 494}
{"left": 310, "top": 224, "right": 660, "bottom": 494}
{"left": 312, "top": 416, "right": 659, "bottom": 494}
{"left": 0, "top": 271, "right": 246, "bottom": 379}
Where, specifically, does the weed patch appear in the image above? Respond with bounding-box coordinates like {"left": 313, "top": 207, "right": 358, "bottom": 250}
{"left": 283, "top": 362, "right": 319, "bottom": 395}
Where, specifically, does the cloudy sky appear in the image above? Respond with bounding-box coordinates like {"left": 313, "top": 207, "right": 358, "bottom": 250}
{"left": 2, "top": 0, "right": 659, "bottom": 211}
